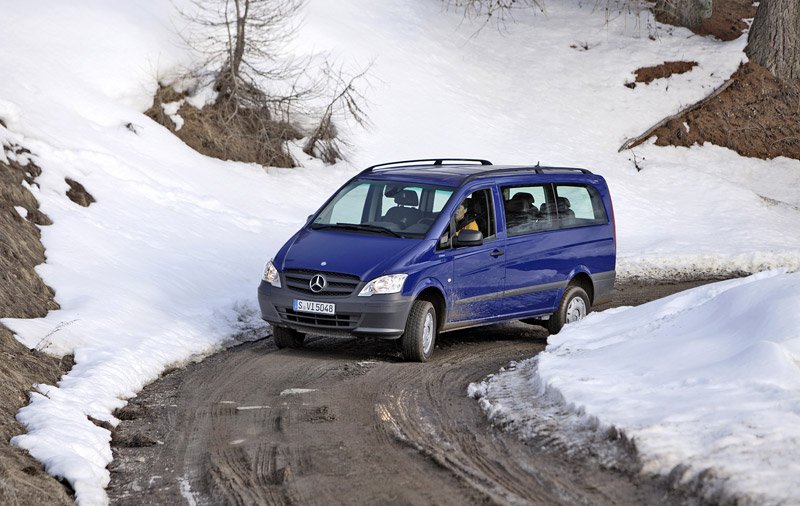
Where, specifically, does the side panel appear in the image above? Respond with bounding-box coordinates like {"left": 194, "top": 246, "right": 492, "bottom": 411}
{"left": 551, "top": 181, "right": 616, "bottom": 305}
{"left": 440, "top": 185, "right": 506, "bottom": 323}
{"left": 500, "top": 178, "right": 615, "bottom": 317}
{"left": 445, "top": 244, "right": 506, "bottom": 322}
{"left": 502, "top": 229, "right": 570, "bottom": 315}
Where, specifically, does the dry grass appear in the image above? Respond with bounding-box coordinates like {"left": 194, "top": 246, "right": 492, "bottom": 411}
{"left": 0, "top": 142, "right": 74, "bottom": 504}
{"left": 147, "top": 86, "right": 301, "bottom": 167}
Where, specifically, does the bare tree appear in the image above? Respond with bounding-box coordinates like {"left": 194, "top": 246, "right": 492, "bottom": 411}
{"left": 746, "top": 0, "right": 800, "bottom": 81}
{"left": 184, "top": 0, "right": 308, "bottom": 114}
{"left": 443, "top": 0, "right": 545, "bottom": 22}
{"left": 303, "top": 64, "right": 372, "bottom": 164}
{"left": 162, "top": 0, "right": 370, "bottom": 166}
{"left": 443, "top": 0, "right": 651, "bottom": 29}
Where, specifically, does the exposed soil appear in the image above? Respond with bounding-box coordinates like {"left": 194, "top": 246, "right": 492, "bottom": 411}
{"left": 652, "top": 62, "right": 800, "bottom": 160}
{"left": 146, "top": 86, "right": 300, "bottom": 168}
{"left": 696, "top": 0, "right": 756, "bottom": 42}
{"left": 632, "top": 0, "right": 800, "bottom": 161}
{"left": 634, "top": 61, "right": 698, "bottom": 85}
{"left": 107, "top": 277, "right": 731, "bottom": 506}
{"left": 0, "top": 142, "right": 74, "bottom": 505}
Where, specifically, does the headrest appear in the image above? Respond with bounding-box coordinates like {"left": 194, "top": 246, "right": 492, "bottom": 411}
{"left": 394, "top": 190, "right": 419, "bottom": 206}
{"left": 556, "top": 196, "right": 571, "bottom": 208}
{"left": 511, "top": 192, "right": 534, "bottom": 204}
{"left": 507, "top": 199, "right": 530, "bottom": 213}
{"left": 540, "top": 202, "right": 558, "bottom": 215}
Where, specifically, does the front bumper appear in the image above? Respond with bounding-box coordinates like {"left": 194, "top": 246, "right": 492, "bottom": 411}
{"left": 258, "top": 281, "right": 414, "bottom": 339}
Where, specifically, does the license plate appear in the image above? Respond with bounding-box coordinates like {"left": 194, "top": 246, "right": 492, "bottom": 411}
{"left": 293, "top": 299, "right": 335, "bottom": 315}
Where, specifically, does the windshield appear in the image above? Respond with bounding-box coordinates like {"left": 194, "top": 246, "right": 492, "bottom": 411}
{"left": 311, "top": 180, "right": 455, "bottom": 238}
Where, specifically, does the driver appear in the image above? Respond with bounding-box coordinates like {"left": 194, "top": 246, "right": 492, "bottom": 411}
{"left": 455, "top": 199, "right": 478, "bottom": 236}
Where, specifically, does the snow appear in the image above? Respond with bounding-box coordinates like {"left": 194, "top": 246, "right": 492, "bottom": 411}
{"left": 0, "top": 0, "right": 798, "bottom": 504}
{"left": 471, "top": 270, "right": 800, "bottom": 504}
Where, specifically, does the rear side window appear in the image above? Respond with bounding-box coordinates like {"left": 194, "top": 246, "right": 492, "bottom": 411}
{"left": 501, "top": 184, "right": 557, "bottom": 236}
{"left": 553, "top": 184, "right": 608, "bottom": 228}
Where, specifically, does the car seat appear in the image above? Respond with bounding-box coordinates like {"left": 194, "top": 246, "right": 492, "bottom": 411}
{"left": 505, "top": 198, "right": 532, "bottom": 229}
{"left": 384, "top": 190, "right": 421, "bottom": 228}
{"left": 511, "top": 192, "right": 540, "bottom": 217}
{"left": 557, "top": 196, "right": 575, "bottom": 224}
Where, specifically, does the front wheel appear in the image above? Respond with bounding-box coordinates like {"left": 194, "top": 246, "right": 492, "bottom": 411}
{"left": 401, "top": 300, "right": 436, "bottom": 362}
{"left": 273, "top": 326, "right": 305, "bottom": 349}
{"left": 548, "top": 286, "right": 590, "bottom": 334}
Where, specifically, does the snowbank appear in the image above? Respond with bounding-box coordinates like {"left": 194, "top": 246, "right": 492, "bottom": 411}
{"left": 472, "top": 270, "right": 800, "bottom": 504}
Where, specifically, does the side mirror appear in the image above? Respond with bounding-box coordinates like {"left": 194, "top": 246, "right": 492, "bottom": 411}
{"left": 306, "top": 214, "right": 314, "bottom": 224}
{"left": 453, "top": 229, "right": 483, "bottom": 247}
{"left": 438, "top": 232, "right": 451, "bottom": 249}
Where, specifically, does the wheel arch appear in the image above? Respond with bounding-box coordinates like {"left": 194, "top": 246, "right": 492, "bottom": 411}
{"left": 567, "top": 268, "right": 595, "bottom": 305}
{"left": 413, "top": 284, "right": 447, "bottom": 332}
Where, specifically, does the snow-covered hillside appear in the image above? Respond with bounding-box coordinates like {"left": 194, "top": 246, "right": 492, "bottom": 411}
{"left": 1, "top": 0, "right": 799, "bottom": 504}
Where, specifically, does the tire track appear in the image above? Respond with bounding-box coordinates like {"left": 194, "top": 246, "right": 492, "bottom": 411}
{"left": 108, "top": 279, "right": 731, "bottom": 505}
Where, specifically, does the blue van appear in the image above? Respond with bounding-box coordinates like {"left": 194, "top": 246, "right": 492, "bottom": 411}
{"left": 258, "top": 159, "right": 616, "bottom": 361}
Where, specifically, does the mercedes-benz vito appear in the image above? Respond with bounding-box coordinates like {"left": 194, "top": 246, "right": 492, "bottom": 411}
{"left": 258, "top": 159, "right": 616, "bottom": 361}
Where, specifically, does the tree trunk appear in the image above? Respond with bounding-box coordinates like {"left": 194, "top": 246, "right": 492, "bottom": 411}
{"left": 654, "top": 0, "right": 712, "bottom": 30}
{"left": 746, "top": 0, "right": 800, "bottom": 81}
{"left": 214, "top": 0, "right": 249, "bottom": 104}
{"left": 231, "top": 0, "right": 249, "bottom": 82}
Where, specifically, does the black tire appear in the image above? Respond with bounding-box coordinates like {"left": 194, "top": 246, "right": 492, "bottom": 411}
{"left": 548, "top": 285, "right": 591, "bottom": 335}
{"left": 401, "top": 300, "right": 437, "bottom": 362}
{"left": 273, "top": 326, "right": 305, "bottom": 349}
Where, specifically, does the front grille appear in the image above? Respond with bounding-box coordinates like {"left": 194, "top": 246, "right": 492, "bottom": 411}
{"left": 284, "top": 269, "right": 361, "bottom": 296}
{"left": 276, "top": 307, "right": 357, "bottom": 328}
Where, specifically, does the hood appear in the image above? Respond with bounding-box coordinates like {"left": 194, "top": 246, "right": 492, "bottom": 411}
{"left": 277, "top": 228, "right": 425, "bottom": 280}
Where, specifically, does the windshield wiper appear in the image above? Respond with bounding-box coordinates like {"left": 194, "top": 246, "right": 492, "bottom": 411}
{"left": 312, "top": 223, "right": 403, "bottom": 238}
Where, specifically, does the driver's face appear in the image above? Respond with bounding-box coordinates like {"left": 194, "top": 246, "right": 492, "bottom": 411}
{"left": 455, "top": 204, "right": 466, "bottom": 221}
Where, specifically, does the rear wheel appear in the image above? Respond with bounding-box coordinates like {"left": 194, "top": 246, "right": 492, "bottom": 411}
{"left": 548, "top": 285, "right": 590, "bottom": 334}
{"left": 401, "top": 300, "right": 436, "bottom": 362}
{"left": 273, "top": 326, "right": 305, "bottom": 349}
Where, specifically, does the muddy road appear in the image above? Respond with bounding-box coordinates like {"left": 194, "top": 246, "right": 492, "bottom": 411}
{"left": 107, "top": 278, "right": 724, "bottom": 505}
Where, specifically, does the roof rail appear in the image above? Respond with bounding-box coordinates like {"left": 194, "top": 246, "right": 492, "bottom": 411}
{"left": 462, "top": 166, "right": 593, "bottom": 183}
{"left": 364, "top": 158, "right": 492, "bottom": 172}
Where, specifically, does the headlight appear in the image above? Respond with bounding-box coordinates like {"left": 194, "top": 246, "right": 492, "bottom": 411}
{"left": 358, "top": 273, "right": 408, "bottom": 297}
{"left": 262, "top": 260, "right": 281, "bottom": 288}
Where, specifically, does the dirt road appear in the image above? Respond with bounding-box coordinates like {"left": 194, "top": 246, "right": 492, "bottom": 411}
{"left": 107, "top": 278, "right": 724, "bottom": 505}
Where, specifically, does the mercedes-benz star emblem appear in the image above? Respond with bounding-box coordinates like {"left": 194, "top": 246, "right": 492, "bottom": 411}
{"left": 309, "top": 274, "right": 327, "bottom": 293}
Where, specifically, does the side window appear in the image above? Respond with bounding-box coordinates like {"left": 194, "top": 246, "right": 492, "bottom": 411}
{"left": 553, "top": 185, "right": 608, "bottom": 228}
{"left": 469, "top": 188, "right": 496, "bottom": 240}
{"left": 501, "top": 184, "right": 555, "bottom": 236}
{"left": 451, "top": 188, "right": 496, "bottom": 243}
